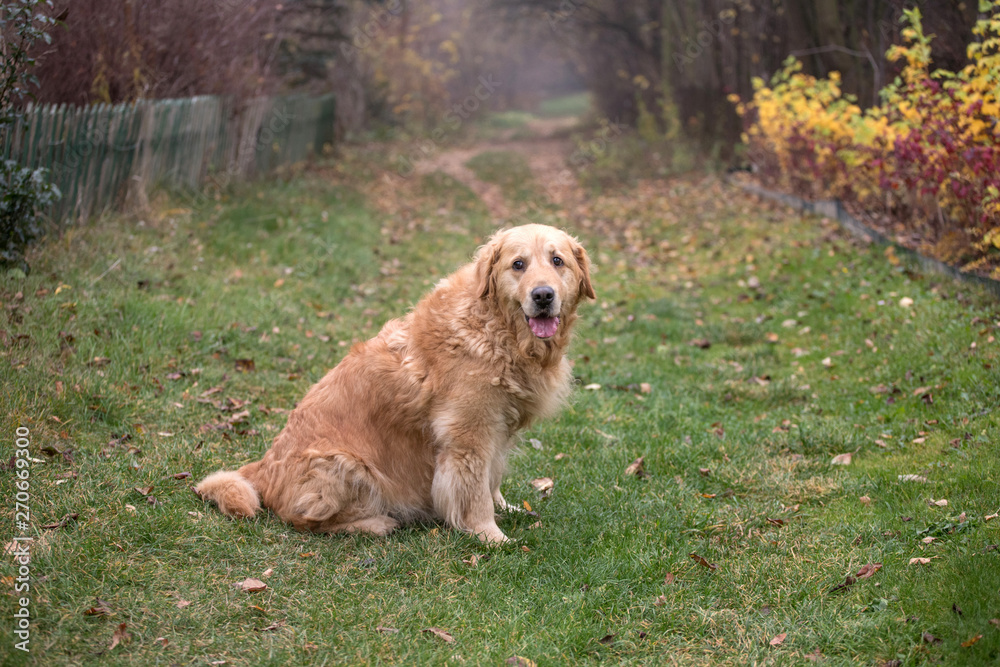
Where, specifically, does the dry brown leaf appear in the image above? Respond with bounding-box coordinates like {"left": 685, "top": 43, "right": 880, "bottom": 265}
{"left": 831, "top": 452, "right": 853, "bottom": 465}
{"left": 664, "top": 572, "right": 676, "bottom": 585}
{"left": 422, "top": 627, "right": 454, "bottom": 643}
{"left": 688, "top": 552, "right": 719, "bottom": 571}
{"left": 598, "top": 634, "right": 615, "bottom": 645}
{"left": 154, "top": 637, "right": 168, "bottom": 647}
{"left": 624, "top": 456, "right": 646, "bottom": 477}
{"left": 42, "top": 512, "right": 79, "bottom": 530}
{"left": 109, "top": 623, "right": 129, "bottom": 650}
{"left": 176, "top": 599, "right": 192, "bottom": 609}
{"left": 654, "top": 595, "right": 668, "bottom": 606}
{"left": 961, "top": 634, "right": 983, "bottom": 648}
{"left": 377, "top": 626, "right": 400, "bottom": 633}
{"left": 856, "top": 563, "right": 882, "bottom": 579}
{"left": 84, "top": 598, "right": 112, "bottom": 616}
{"left": 531, "top": 477, "right": 554, "bottom": 497}
{"left": 260, "top": 620, "right": 286, "bottom": 632}
{"left": 234, "top": 358, "right": 256, "bottom": 372}
{"left": 928, "top": 498, "right": 948, "bottom": 507}
{"left": 829, "top": 575, "right": 857, "bottom": 594}
{"left": 909, "top": 557, "right": 932, "bottom": 565}
{"left": 506, "top": 657, "right": 537, "bottom": 667}
{"left": 235, "top": 578, "right": 268, "bottom": 592}
{"left": 859, "top": 495, "right": 872, "bottom": 505}
{"left": 769, "top": 632, "right": 787, "bottom": 647}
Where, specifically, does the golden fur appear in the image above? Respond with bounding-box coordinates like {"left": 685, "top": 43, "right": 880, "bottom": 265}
{"left": 194, "top": 224, "right": 594, "bottom": 543}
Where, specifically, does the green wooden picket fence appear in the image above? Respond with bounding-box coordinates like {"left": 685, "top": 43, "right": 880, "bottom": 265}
{"left": 0, "top": 94, "right": 336, "bottom": 224}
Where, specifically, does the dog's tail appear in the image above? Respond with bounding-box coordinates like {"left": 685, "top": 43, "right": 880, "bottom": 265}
{"left": 193, "top": 470, "right": 260, "bottom": 518}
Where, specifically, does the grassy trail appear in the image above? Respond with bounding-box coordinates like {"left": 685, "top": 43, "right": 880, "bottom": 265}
{"left": 1, "top": 126, "right": 999, "bottom": 665}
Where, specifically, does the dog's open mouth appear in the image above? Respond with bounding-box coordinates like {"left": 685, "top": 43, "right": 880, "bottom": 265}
{"left": 526, "top": 315, "right": 560, "bottom": 338}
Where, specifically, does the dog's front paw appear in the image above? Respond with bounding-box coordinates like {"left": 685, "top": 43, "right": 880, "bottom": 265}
{"left": 473, "top": 524, "right": 511, "bottom": 545}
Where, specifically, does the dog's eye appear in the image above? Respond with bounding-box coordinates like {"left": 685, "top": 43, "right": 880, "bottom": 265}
{"left": 552, "top": 256, "right": 563, "bottom": 267}
{"left": 512, "top": 259, "right": 525, "bottom": 271}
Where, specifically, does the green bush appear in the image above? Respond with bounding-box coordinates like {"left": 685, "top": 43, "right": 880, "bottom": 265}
{"left": 1, "top": 160, "right": 59, "bottom": 273}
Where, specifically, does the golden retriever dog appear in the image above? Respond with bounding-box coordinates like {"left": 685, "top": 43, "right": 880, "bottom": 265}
{"left": 194, "top": 224, "right": 594, "bottom": 544}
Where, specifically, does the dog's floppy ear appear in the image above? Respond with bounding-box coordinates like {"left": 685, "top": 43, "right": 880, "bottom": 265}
{"left": 475, "top": 237, "right": 503, "bottom": 300}
{"left": 572, "top": 241, "right": 596, "bottom": 300}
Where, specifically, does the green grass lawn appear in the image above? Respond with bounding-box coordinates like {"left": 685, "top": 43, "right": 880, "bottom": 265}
{"left": 2, "top": 149, "right": 999, "bottom": 666}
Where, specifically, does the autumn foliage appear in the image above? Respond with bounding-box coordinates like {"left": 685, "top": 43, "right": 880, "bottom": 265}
{"left": 734, "top": 3, "right": 1000, "bottom": 277}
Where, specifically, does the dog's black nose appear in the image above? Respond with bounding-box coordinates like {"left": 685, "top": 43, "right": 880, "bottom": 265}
{"left": 531, "top": 286, "right": 555, "bottom": 308}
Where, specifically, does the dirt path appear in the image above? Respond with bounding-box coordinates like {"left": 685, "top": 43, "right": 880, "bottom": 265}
{"left": 412, "top": 133, "right": 582, "bottom": 222}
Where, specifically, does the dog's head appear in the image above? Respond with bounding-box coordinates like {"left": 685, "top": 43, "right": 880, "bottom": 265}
{"left": 475, "top": 224, "right": 595, "bottom": 342}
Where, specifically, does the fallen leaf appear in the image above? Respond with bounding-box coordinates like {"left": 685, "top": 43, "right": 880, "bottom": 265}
{"left": 769, "top": 632, "right": 787, "bottom": 647}
{"left": 654, "top": 595, "right": 668, "bottom": 606}
{"left": 829, "top": 575, "right": 857, "bottom": 594}
{"left": 176, "top": 599, "right": 192, "bottom": 609}
{"left": 961, "top": 634, "right": 983, "bottom": 648}
{"left": 235, "top": 578, "right": 268, "bottom": 592}
{"left": 928, "top": 498, "right": 948, "bottom": 507}
{"left": 856, "top": 563, "right": 882, "bottom": 579}
{"left": 689, "top": 338, "right": 711, "bottom": 349}
{"left": 109, "top": 623, "right": 129, "bottom": 650}
{"left": 529, "top": 438, "right": 543, "bottom": 450}
{"left": 422, "top": 627, "right": 454, "bottom": 643}
{"left": 909, "top": 557, "right": 932, "bottom": 565}
{"left": 506, "top": 657, "right": 537, "bottom": 667}
{"left": 377, "top": 626, "right": 400, "bottom": 633}
{"left": 531, "top": 477, "right": 554, "bottom": 497}
{"left": 698, "top": 467, "right": 711, "bottom": 476}
{"left": 990, "top": 619, "right": 999, "bottom": 627}
{"left": 804, "top": 649, "right": 824, "bottom": 662}
{"left": 689, "top": 552, "right": 719, "bottom": 571}
{"left": 859, "top": 495, "right": 872, "bottom": 505}
{"left": 234, "top": 358, "right": 256, "bottom": 373}
{"left": 134, "top": 486, "right": 154, "bottom": 496}
{"left": 42, "top": 512, "right": 79, "bottom": 530}
{"left": 898, "top": 474, "right": 928, "bottom": 483}
{"left": 831, "top": 452, "right": 853, "bottom": 465}
{"left": 821, "top": 357, "right": 833, "bottom": 368}
{"left": 583, "top": 383, "right": 601, "bottom": 390}
{"left": 986, "top": 514, "right": 998, "bottom": 522}
{"left": 664, "top": 572, "right": 676, "bottom": 585}
{"left": 922, "top": 632, "right": 942, "bottom": 644}
{"left": 155, "top": 637, "right": 168, "bottom": 647}
{"left": 624, "top": 456, "right": 647, "bottom": 477}
{"left": 85, "top": 599, "right": 113, "bottom": 616}
{"left": 899, "top": 297, "right": 914, "bottom": 308}
{"left": 172, "top": 471, "right": 192, "bottom": 480}
{"left": 598, "top": 634, "right": 615, "bottom": 645}
{"left": 260, "top": 620, "right": 286, "bottom": 632}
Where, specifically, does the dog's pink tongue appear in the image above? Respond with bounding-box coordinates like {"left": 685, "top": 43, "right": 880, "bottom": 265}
{"left": 528, "top": 316, "right": 559, "bottom": 338}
